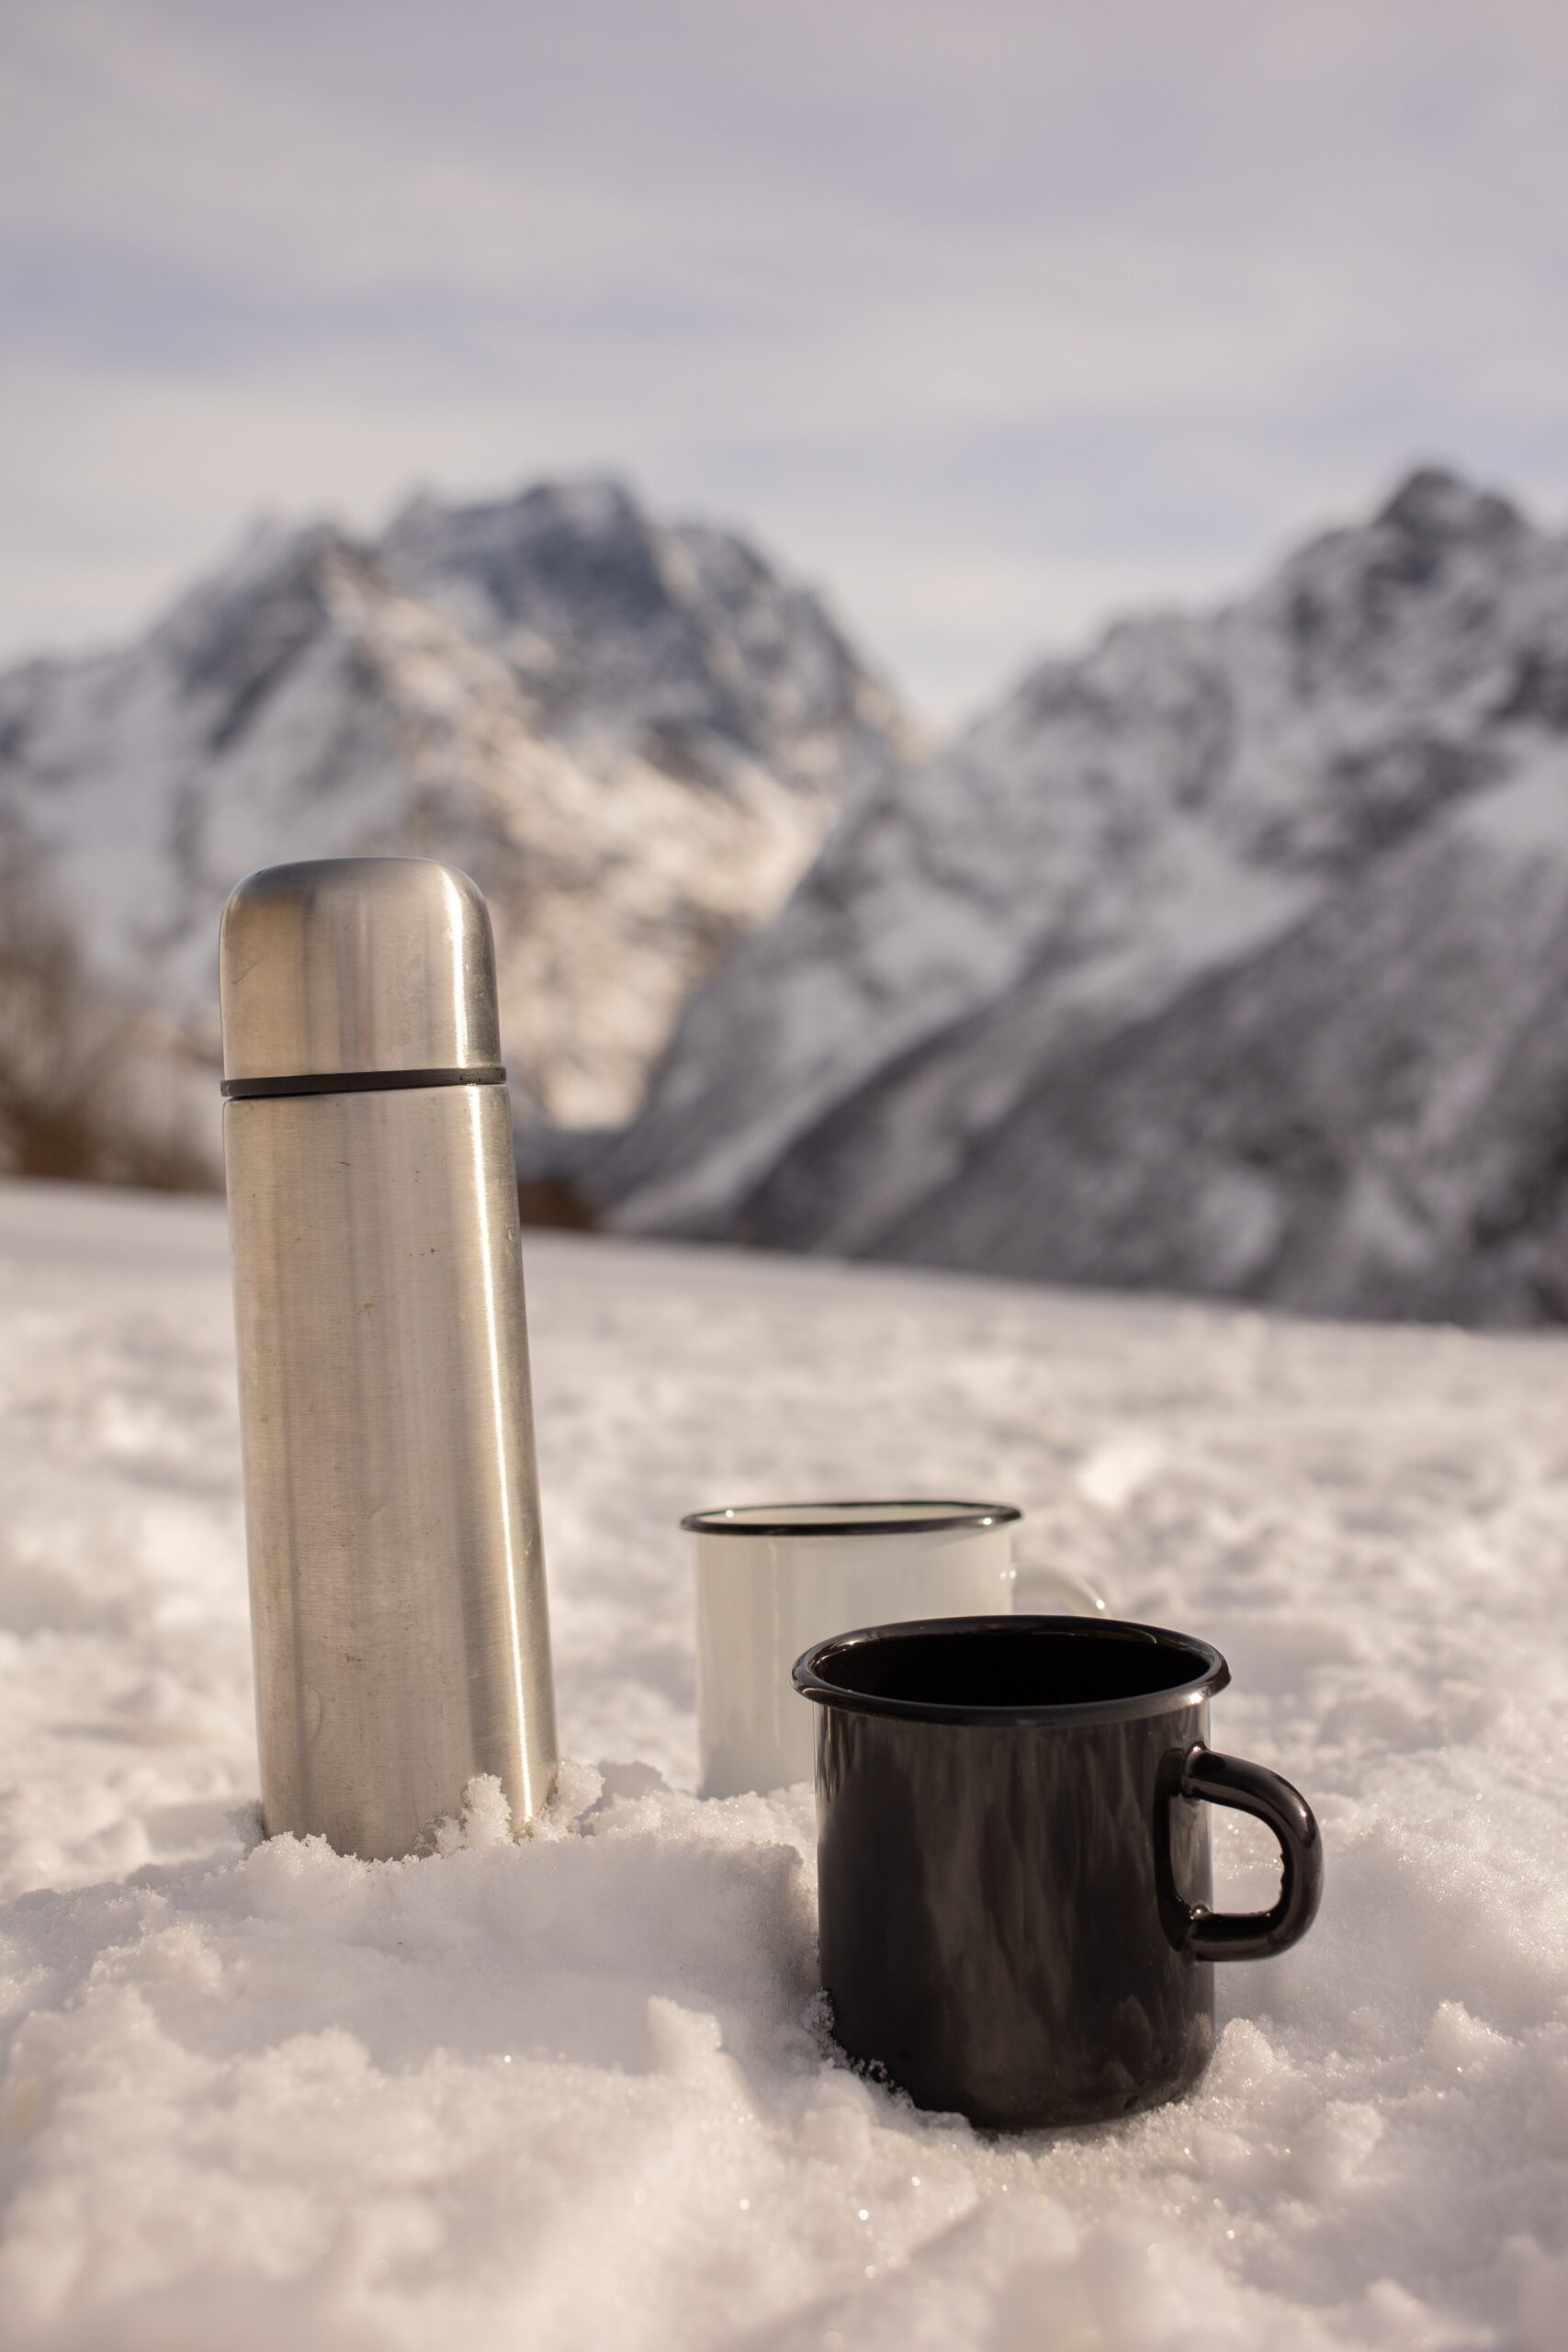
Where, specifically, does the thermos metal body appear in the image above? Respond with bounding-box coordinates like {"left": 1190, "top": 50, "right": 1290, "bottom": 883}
{"left": 220, "top": 859, "right": 557, "bottom": 1860}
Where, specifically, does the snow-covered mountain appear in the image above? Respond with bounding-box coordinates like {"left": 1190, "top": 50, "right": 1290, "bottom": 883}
{"left": 599, "top": 469, "right": 1568, "bottom": 1322}
{"left": 0, "top": 478, "right": 917, "bottom": 1169}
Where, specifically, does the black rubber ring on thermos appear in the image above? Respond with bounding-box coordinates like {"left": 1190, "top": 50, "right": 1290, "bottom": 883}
{"left": 221, "top": 1066, "right": 507, "bottom": 1101}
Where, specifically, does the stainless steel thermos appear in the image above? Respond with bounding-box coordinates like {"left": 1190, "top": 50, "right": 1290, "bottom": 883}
{"left": 220, "top": 857, "right": 558, "bottom": 1859}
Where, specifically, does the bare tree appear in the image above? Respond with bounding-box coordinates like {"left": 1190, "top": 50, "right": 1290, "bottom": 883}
{"left": 0, "top": 868, "right": 215, "bottom": 1191}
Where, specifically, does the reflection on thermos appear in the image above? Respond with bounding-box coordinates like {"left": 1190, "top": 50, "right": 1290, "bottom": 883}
{"left": 220, "top": 857, "right": 558, "bottom": 1860}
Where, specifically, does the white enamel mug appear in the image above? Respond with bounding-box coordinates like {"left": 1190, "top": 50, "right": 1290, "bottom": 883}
{"left": 687, "top": 1499, "right": 1103, "bottom": 1798}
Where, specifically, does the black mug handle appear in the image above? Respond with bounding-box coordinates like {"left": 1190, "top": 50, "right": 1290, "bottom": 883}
{"left": 1179, "top": 1746, "right": 1323, "bottom": 1961}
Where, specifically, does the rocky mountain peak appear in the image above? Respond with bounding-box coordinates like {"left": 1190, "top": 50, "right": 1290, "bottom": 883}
{"left": 379, "top": 474, "right": 915, "bottom": 797}
{"left": 1375, "top": 464, "right": 1525, "bottom": 548}
{"left": 0, "top": 474, "right": 918, "bottom": 1153}
{"left": 599, "top": 467, "right": 1568, "bottom": 1322}
{"left": 384, "top": 474, "right": 669, "bottom": 651}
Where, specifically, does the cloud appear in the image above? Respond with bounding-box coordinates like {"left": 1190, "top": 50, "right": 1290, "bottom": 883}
{"left": 2, "top": 0, "right": 1566, "bottom": 718}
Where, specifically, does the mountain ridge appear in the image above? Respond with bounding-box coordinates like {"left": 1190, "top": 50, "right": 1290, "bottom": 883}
{"left": 596, "top": 466, "right": 1568, "bottom": 1323}
{"left": 0, "top": 474, "right": 917, "bottom": 1167}
{"left": 7, "top": 457, "right": 1567, "bottom": 1322}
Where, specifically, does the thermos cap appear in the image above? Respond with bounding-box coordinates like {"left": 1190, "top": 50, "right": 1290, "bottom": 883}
{"left": 219, "top": 858, "right": 502, "bottom": 1086}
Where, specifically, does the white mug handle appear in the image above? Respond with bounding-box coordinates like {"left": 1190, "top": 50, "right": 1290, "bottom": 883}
{"left": 1011, "top": 1557, "right": 1107, "bottom": 1616}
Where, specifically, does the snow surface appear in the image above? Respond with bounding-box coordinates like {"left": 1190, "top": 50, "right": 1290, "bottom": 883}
{"left": 1, "top": 1181, "right": 1566, "bottom": 2349}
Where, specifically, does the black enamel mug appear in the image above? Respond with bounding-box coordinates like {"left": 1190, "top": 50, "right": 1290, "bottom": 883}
{"left": 793, "top": 1615, "right": 1322, "bottom": 2131}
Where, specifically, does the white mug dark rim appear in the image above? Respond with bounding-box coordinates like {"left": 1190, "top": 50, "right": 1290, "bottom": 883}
{"left": 681, "top": 1499, "right": 1022, "bottom": 1540}
{"left": 793, "top": 1613, "right": 1231, "bottom": 1728}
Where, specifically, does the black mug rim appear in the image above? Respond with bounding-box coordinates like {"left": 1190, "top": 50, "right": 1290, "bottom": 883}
{"left": 792, "top": 1613, "right": 1230, "bottom": 1728}
{"left": 681, "top": 1499, "right": 1022, "bottom": 1539}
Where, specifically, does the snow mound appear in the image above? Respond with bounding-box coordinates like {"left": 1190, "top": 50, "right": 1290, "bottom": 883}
{"left": 1, "top": 1182, "right": 1565, "bottom": 2348}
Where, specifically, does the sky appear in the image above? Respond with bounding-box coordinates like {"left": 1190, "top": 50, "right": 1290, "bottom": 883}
{"left": 2, "top": 0, "right": 1566, "bottom": 723}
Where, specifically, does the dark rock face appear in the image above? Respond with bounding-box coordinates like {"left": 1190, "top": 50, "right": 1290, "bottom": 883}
{"left": 600, "top": 468, "right": 1568, "bottom": 1325}
{"left": 159, "top": 524, "right": 360, "bottom": 754}
{"left": 380, "top": 479, "right": 917, "bottom": 797}
{"left": 749, "top": 806, "right": 1568, "bottom": 1322}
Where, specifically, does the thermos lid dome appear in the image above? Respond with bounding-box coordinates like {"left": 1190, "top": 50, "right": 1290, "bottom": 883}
{"left": 219, "top": 858, "right": 502, "bottom": 1085}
